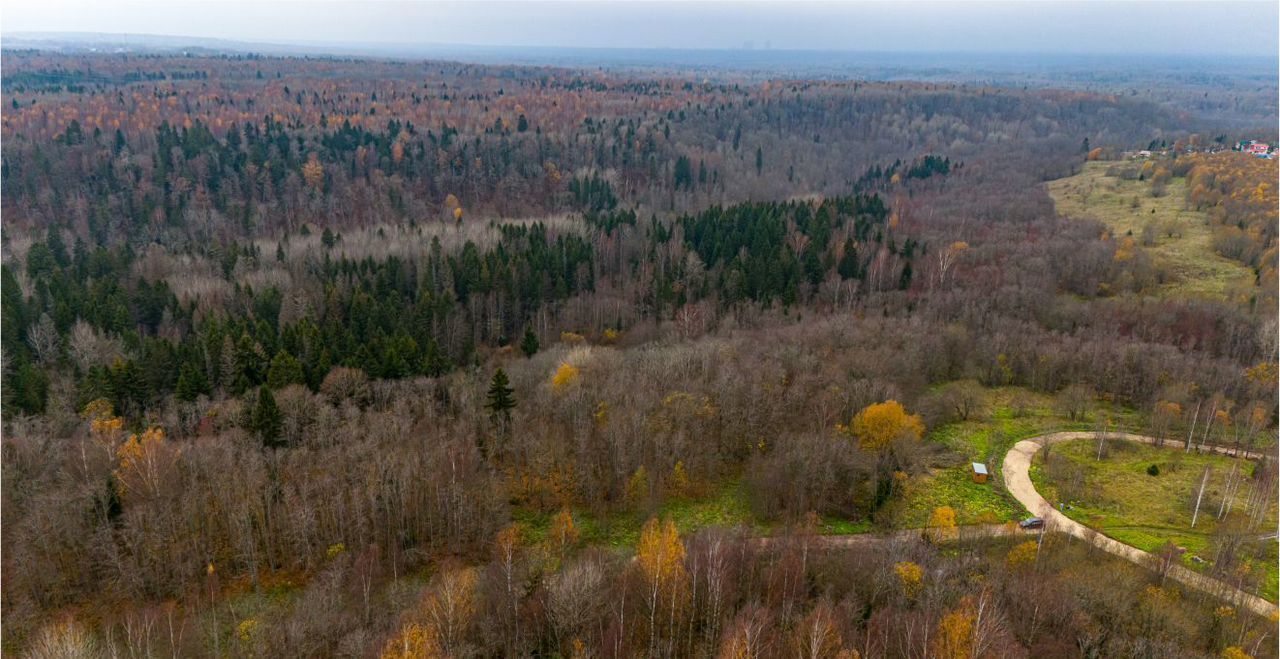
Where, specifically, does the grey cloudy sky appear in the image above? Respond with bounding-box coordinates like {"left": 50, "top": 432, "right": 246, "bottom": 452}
{"left": 4, "top": 1, "right": 1277, "bottom": 56}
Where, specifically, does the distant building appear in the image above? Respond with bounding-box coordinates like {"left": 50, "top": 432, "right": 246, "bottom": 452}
{"left": 971, "top": 462, "right": 989, "bottom": 484}
{"left": 1244, "top": 142, "right": 1269, "bottom": 155}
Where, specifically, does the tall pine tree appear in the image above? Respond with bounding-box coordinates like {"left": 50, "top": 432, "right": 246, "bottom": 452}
{"left": 486, "top": 368, "right": 516, "bottom": 424}
{"left": 175, "top": 361, "right": 209, "bottom": 402}
{"left": 250, "top": 386, "right": 284, "bottom": 448}
{"left": 520, "top": 326, "right": 539, "bottom": 358}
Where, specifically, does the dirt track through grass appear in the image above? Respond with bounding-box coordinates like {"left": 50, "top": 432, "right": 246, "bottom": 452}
{"left": 1004, "top": 431, "right": 1277, "bottom": 615}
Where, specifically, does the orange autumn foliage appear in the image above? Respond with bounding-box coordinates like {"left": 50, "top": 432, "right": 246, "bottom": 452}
{"left": 302, "top": 155, "right": 325, "bottom": 189}
{"left": 844, "top": 400, "right": 925, "bottom": 451}
{"left": 931, "top": 597, "right": 977, "bottom": 659}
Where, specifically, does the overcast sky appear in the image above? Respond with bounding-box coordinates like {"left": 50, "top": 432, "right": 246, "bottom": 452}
{"left": 4, "top": 1, "right": 1277, "bottom": 57}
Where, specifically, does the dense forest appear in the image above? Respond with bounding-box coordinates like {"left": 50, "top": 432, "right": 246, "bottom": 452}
{"left": 2, "top": 50, "right": 1277, "bottom": 657}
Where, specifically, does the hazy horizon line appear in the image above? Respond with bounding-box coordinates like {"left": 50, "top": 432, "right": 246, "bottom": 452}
{"left": 5, "top": 30, "right": 1278, "bottom": 63}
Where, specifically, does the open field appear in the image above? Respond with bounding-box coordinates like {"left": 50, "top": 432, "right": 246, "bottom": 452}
{"left": 899, "top": 386, "right": 1146, "bottom": 527}
{"left": 1030, "top": 437, "right": 1278, "bottom": 602}
{"left": 1046, "top": 161, "right": 1256, "bottom": 302}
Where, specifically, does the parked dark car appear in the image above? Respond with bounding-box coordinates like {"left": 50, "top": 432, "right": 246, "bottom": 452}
{"left": 1019, "top": 517, "right": 1044, "bottom": 530}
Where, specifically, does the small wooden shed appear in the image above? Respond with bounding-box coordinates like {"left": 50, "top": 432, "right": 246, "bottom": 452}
{"left": 971, "top": 462, "right": 989, "bottom": 484}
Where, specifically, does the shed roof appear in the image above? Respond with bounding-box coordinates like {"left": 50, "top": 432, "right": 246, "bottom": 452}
{"left": 971, "top": 463, "right": 989, "bottom": 475}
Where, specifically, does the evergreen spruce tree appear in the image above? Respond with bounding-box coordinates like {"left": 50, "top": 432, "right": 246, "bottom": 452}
{"left": 46, "top": 225, "right": 70, "bottom": 267}
{"left": 12, "top": 361, "right": 49, "bottom": 415}
{"left": 219, "top": 335, "right": 241, "bottom": 394}
{"left": 109, "top": 359, "right": 147, "bottom": 417}
{"left": 97, "top": 476, "right": 124, "bottom": 525}
{"left": 423, "top": 339, "right": 448, "bottom": 377}
{"left": 266, "top": 350, "right": 305, "bottom": 389}
{"left": 485, "top": 368, "right": 517, "bottom": 426}
{"left": 674, "top": 156, "right": 693, "bottom": 190}
{"left": 250, "top": 386, "right": 285, "bottom": 448}
{"left": 520, "top": 326, "right": 539, "bottom": 358}
{"left": 175, "top": 361, "right": 209, "bottom": 402}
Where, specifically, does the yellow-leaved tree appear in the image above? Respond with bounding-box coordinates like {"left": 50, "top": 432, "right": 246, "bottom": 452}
{"left": 931, "top": 597, "right": 976, "bottom": 659}
{"left": 380, "top": 563, "right": 478, "bottom": 658}
{"left": 551, "top": 362, "right": 581, "bottom": 391}
{"left": 1006, "top": 540, "right": 1039, "bottom": 569}
{"left": 115, "top": 427, "right": 177, "bottom": 501}
{"left": 894, "top": 561, "right": 923, "bottom": 601}
{"left": 423, "top": 566, "right": 478, "bottom": 655}
{"left": 301, "top": 154, "right": 324, "bottom": 189}
{"left": 82, "top": 397, "right": 115, "bottom": 423}
{"left": 842, "top": 400, "right": 926, "bottom": 508}
{"left": 636, "top": 517, "right": 690, "bottom": 654}
{"left": 380, "top": 622, "right": 443, "bottom": 659}
{"left": 84, "top": 398, "right": 124, "bottom": 460}
{"left": 442, "top": 193, "right": 461, "bottom": 223}
{"left": 926, "top": 506, "right": 959, "bottom": 543}
{"left": 848, "top": 400, "right": 924, "bottom": 452}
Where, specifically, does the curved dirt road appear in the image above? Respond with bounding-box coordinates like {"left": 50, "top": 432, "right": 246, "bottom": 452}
{"left": 1003, "top": 431, "right": 1275, "bottom": 617}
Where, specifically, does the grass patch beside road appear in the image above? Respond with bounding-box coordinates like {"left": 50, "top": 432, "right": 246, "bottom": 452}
{"left": 1031, "top": 437, "right": 1278, "bottom": 602}
{"left": 907, "top": 385, "right": 1146, "bottom": 528}
{"left": 899, "top": 466, "right": 1022, "bottom": 527}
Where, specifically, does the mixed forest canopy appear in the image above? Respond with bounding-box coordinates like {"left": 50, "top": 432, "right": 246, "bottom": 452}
{"left": 1, "top": 49, "right": 1277, "bottom": 658}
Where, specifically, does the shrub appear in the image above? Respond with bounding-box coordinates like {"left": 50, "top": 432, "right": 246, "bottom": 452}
{"left": 1147, "top": 464, "right": 1160, "bottom": 476}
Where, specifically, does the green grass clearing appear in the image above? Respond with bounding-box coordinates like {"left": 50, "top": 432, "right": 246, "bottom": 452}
{"left": 898, "top": 466, "right": 1022, "bottom": 527}
{"left": 1031, "top": 438, "right": 1278, "bottom": 602}
{"left": 906, "top": 385, "right": 1148, "bottom": 527}
{"left": 1046, "top": 161, "right": 1255, "bottom": 302}
{"left": 512, "top": 478, "right": 764, "bottom": 550}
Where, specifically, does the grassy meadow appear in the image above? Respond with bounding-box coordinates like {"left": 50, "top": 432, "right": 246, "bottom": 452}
{"left": 1030, "top": 437, "right": 1278, "bottom": 602}
{"left": 1046, "top": 161, "right": 1256, "bottom": 302}
{"left": 897, "top": 386, "right": 1145, "bottom": 527}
